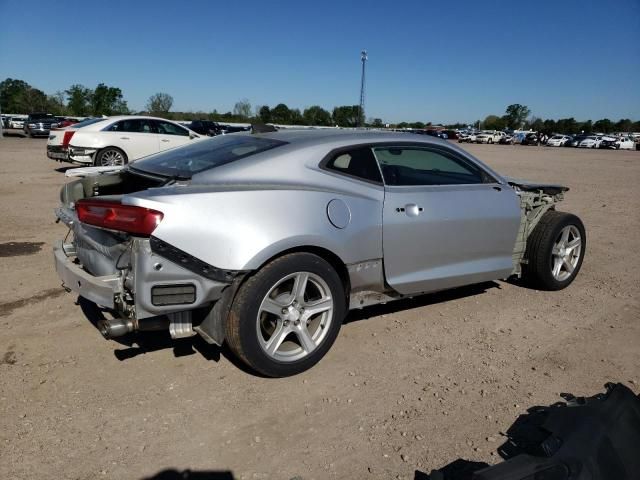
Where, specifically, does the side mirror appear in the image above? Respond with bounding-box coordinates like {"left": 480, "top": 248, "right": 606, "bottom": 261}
{"left": 189, "top": 132, "right": 199, "bottom": 140}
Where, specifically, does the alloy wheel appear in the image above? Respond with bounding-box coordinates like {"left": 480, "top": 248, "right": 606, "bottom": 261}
{"left": 550, "top": 225, "right": 582, "bottom": 281}
{"left": 256, "top": 272, "right": 334, "bottom": 362}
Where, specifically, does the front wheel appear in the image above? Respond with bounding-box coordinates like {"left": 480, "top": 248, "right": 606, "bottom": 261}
{"left": 225, "top": 253, "right": 346, "bottom": 377}
{"left": 523, "top": 211, "right": 586, "bottom": 290}
{"left": 94, "top": 147, "right": 128, "bottom": 166}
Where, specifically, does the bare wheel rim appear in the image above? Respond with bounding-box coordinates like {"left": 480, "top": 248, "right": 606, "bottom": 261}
{"left": 99, "top": 149, "right": 125, "bottom": 166}
{"left": 257, "top": 271, "right": 334, "bottom": 363}
{"left": 550, "top": 225, "right": 582, "bottom": 281}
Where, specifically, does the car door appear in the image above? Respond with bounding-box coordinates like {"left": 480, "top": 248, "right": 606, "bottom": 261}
{"left": 102, "top": 118, "right": 160, "bottom": 160}
{"left": 154, "top": 120, "right": 193, "bottom": 152}
{"left": 374, "top": 144, "right": 521, "bottom": 295}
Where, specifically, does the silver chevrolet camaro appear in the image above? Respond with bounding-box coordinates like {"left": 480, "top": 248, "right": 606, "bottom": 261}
{"left": 54, "top": 130, "right": 586, "bottom": 376}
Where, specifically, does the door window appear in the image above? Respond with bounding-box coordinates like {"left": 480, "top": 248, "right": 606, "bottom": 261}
{"left": 106, "top": 119, "right": 156, "bottom": 133}
{"left": 155, "top": 120, "right": 189, "bottom": 136}
{"left": 373, "top": 147, "right": 490, "bottom": 186}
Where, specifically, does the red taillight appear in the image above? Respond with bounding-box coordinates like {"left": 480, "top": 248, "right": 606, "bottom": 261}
{"left": 76, "top": 199, "right": 163, "bottom": 236}
{"left": 62, "top": 130, "right": 76, "bottom": 149}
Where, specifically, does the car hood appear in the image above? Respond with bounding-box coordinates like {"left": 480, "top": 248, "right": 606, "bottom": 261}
{"left": 505, "top": 177, "right": 569, "bottom": 195}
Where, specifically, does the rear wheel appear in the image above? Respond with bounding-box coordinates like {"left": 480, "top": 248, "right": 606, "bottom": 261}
{"left": 225, "top": 253, "right": 345, "bottom": 377}
{"left": 523, "top": 211, "right": 585, "bottom": 290}
{"left": 94, "top": 147, "right": 127, "bottom": 166}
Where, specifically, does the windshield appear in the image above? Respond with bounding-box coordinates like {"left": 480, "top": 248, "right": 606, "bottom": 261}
{"left": 132, "top": 134, "right": 287, "bottom": 179}
{"left": 72, "top": 118, "right": 104, "bottom": 129}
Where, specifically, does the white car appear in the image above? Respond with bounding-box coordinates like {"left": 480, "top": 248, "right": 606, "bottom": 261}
{"left": 546, "top": 135, "right": 572, "bottom": 147}
{"left": 475, "top": 130, "right": 505, "bottom": 144}
{"left": 47, "top": 118, "right": 105, "bottom": 161}
{"left": 578, "top": 136, "right": 604, "bottom": 149}
{"left": 66, "top": 116, "right": 203, "bottom": 166}
{"left": 614, "top": 137, "right": 635, "bottom": 150}
{"left": 9, "top": 117, "right": 25, "bottom": 129}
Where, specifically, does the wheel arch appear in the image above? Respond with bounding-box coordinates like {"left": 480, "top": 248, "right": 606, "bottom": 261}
{"left": 94, "top": 146, "right": 129, "bottom": 166}
{"left": 251, "top": 245, "right": 351, "bottom": 300}
{"left": 196, "top": 244, "right": 350, "bottom": 351}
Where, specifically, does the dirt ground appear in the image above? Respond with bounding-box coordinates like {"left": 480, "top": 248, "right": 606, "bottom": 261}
{"left": 1, "top": 135, "right": 638, "bottom": 480}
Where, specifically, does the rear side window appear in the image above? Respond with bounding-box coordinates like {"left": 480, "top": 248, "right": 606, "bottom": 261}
{"left": 325, "top": 147, "right": 382, "bottom": 184}
{"left": 132, "top": 135, "right": 287, "bottom": 179}
{"left": 373, "top": 147, "right": 487, "bottom": 186}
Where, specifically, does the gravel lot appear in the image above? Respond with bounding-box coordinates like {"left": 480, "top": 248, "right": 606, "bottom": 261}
{"left": 1, "top": 136, "right": 638, "bottom": 479}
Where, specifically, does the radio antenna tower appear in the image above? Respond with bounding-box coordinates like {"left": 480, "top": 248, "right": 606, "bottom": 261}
{"left": 358, "top": 50, "right": 367, "bottom": 127}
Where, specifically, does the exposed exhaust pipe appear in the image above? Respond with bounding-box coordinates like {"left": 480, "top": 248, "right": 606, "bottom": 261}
{"left": 97, "top": 316, "right": 170, "bottom": 339}
{"left": 98, "top": 318, "right": 134, "bottom": 339}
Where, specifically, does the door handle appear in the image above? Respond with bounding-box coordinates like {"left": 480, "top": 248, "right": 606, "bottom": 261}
{"left": 161, "top": 139, "right": 170, "bottom": 142}
{"left": 120, "top": 136, "right": 130, "bottom": 140}
{"left": 397, "top": 204, "right": 423, "bottom": 217}
{"left": 492, "top": 186, "right": 502, "bottom": 191}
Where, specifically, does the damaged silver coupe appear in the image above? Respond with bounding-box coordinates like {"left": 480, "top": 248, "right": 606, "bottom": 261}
{"left": 54, "top": 130, "right": 586, "bottom": 376}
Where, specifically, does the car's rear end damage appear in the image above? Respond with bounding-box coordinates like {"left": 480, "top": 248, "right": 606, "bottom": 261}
{"left": 54, "top": 168, "right": 240, "bottom": 344}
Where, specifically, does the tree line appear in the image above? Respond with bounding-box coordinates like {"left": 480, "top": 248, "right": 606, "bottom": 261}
{"left": 480, "top": 104, "right": 639, "bottom": 135}
{"left": 0, "top": 78, "right": 128, "bottom": 117}
{"left": 1, "top": 78, "right": 638, "bottom": 133}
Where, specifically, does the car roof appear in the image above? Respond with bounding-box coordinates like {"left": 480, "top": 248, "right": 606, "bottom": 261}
{"left": 190, "top": 128, "right": 506, "bottom": 188}
{"left": 99, "top": 115, "right": 183, "bottom": 122}
{"left": 242, "top": 128, "right": 452, "bottom": 148}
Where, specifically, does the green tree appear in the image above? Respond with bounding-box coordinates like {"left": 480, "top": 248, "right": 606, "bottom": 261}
{"left": 302, "top": 105, "right": 332, "bottom": 126}
{"left": 614, "top": 118, "right": 633, "bottom": 133}
{"left": 19, "top": 87, "right": 49, "bottom": 112}
{"left": 146, "top": 92, "right": 173, "bottom": 116}
{"left": 332, "top": 105, "right": 361, "bottom": 127}
{"left": 593, "top": 118, "right": 613, "bottom": 133}
{"left": 556, "top": 117, "right": 578, "bottom": 134}
{"left": 65, "top": 84, "right": 92, "bottom": 116}
{"left": 0, "top": 78, "right": 50, "bottom": 113}
{"left": 0, "top": 78, "right": 30, "bottom": 112}
{"left": 90, "top": 83, "right": 128, "bottom": 115}
{"left": 289, "top": 108, "right": 304, "bottom": 125}
{"left": 505, "top": 104, "right": 531, "bottom": 129}
{"left": 371, "top": 118, "right": 384, "bottom": 128}
{"left": 258, "top": 105, "right": 271, "bottom": 123}
{"left": 270, "top": 103, "right": 291, "bottom": 124}
{"left": 483, "top": 114, "right": 506, "bottom": 130}
{"left": 233, "top": 98, "right": 252, "bottom": 119}
{"left": 529, "top": 117, "right": 544, "bottom": 133}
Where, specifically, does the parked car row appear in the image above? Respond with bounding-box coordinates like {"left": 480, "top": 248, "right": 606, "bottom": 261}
{"left": 458, "top": 129, "right": 637, "bottom": 150}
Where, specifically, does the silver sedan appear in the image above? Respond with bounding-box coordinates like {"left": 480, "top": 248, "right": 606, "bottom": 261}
{"left": 54, "top": 130, "right": 586, "bottom": 376}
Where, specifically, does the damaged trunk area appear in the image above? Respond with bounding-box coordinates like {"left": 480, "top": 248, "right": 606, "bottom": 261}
{"left": 55, "top": 168, "right": 231, "bottom": 345}
{"left": 59, "top": 168, "right": 168, "bottom": 208}
{"left": 58, "top": 169, "right": 169, "bottom": 277}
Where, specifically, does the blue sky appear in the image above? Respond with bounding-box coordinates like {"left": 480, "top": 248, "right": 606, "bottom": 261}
{"left": 1, "top": 0, "right": 638, "bottom": 123}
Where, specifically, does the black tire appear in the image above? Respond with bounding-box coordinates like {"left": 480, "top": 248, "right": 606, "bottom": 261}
{"left": 94, "top": 147, "right": 128, "bottom": 166}
{"left": 523, "top": 210, "right": 586, "bottom": 291}
{"left": 225, "top": 253, "right": 346, "bottom": 377}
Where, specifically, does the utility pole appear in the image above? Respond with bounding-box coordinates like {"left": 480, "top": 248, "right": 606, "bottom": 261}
{"left": 358, "top": 50, "right": 367, "bottom": 128}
